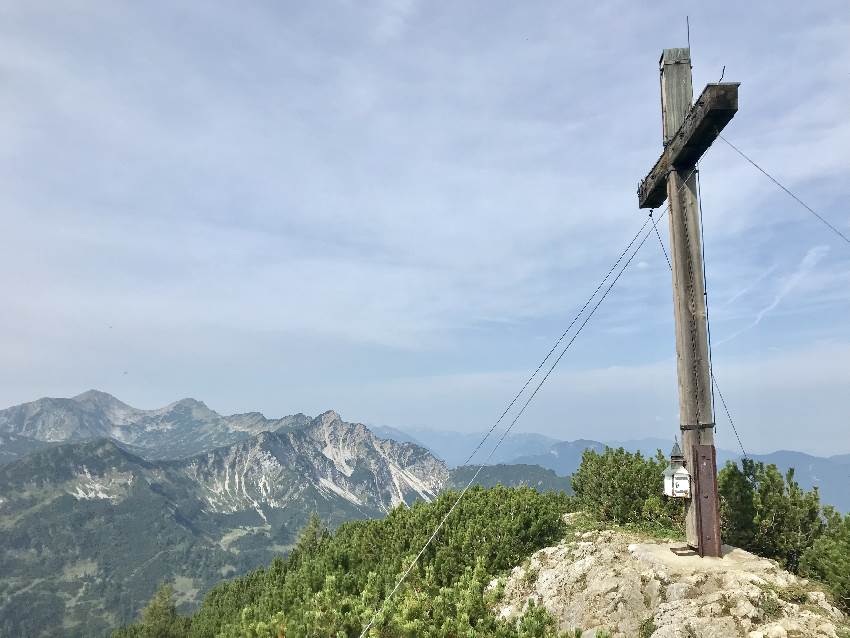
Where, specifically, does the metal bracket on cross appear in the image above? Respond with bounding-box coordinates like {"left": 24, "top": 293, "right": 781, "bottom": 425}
{"left": 679, "top": 423, "right": 716, "bottom": 431}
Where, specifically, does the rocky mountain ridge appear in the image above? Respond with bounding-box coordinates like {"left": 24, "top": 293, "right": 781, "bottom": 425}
{"left": 0, "top": 390, "right": 310, "bottom": 461}
{"left": 4, "top": 393, "right": 848, "bottom": 514}
{"left": 179, "top": 410, "right": 446, "bottom": 520}
{"left": 2, "top": 406, "right": 560, "bottom": 638}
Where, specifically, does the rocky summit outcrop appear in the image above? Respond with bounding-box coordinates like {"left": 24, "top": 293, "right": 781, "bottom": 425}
{"left": 496, "top": 514, "right": 848, "bottom": 638}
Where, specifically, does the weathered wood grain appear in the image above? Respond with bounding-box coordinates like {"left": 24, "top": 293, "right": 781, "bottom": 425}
{"left": 639, "top": 82, "right": 739, "bottom": 209}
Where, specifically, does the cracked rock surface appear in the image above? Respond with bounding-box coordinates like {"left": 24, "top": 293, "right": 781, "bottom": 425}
{"left": 495, "top": 515, "right": 847, "bottom": 638}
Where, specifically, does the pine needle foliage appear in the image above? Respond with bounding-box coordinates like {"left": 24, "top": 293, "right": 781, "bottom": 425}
{"left": 718, "top": 459, "right": 823, "bottom": 573}
{"left": 114, "top": 486, "right": 575, "bottom": 638}
{"left": 719, "top": 459, "right": 850, "bottom": 614}
{"left": 799, "top": 506, "right": 850, "bottom": 612}
{"left": 571, "top": 447, "right": 685, "bottom": 534}
{"left": 113, "top": 583, "right": 192, "bottom": 638}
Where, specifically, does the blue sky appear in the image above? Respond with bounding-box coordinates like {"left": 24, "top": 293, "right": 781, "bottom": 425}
{"left": 1, "top": 1, "right": 848, "bottom": 455}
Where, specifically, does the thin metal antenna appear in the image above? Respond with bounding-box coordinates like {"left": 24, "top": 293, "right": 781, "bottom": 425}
{"left": 686, "top": 16, "right": 691, "bottom": 51}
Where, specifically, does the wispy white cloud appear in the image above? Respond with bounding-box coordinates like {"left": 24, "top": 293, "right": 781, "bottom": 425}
{"left": 722, "top": 264, "right": 778, "bottom": 307}
{"left": 716, "top": 245, "right": 830, "bottom": 346}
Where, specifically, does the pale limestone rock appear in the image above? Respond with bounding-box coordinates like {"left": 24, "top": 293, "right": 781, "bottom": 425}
{"left": 762, "top": 624, "right": 787, "bottom": 638}
{"left": 817, "top": 622, "right": 839, "bottom": 638}
{"left": 495, "top": 527, "right": 848, "bottom": 638}
{"left": 733, "top": 598, "right": 758, "bottom": 619}
{"left": 778, "top": 617, "right": 803, "bottom": 633}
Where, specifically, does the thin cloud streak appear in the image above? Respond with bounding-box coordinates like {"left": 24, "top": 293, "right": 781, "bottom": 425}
{"left": 722, "top": 264, "right": 778, "bottom": 307}
{"left": 716, "top": 245, "right": 830, "bottom": 346}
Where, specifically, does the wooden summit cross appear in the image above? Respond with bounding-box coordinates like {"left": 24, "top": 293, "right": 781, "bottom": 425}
{"left": 638, "top": 48, "right": 739, "bottom": 558}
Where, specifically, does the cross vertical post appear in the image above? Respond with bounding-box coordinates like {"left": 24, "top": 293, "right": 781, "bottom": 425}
{"left": 639, "top": 48, "right": 739, "bottom": 557}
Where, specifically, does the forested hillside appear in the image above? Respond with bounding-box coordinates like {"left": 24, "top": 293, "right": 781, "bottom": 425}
{"left": 114, "top": 486, "right": 574, "bottom": 637}
{"left": 448, "top": 463, "right": 573, "bottom": 493}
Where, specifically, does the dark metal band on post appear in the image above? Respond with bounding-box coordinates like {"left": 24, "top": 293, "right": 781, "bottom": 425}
{"left": 679, "top": 422, "right": 716, "bottom": 431}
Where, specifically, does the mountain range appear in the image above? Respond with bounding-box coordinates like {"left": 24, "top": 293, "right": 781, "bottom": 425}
{"left": 371, "top": 425, "right": 563, "bottom": 467}
{"left": 0, "top": 390, "right": 310, "bottom": 462}
{"left": 0, "top": 393, "right": 568, "bottom": 637}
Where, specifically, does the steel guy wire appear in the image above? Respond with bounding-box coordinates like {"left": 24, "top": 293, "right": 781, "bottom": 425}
{"left": 454, "top": 215, "right": 654, "bottom": 471}
{"left": 718, "top": 134, "right": 850, "bottom": 246}
{"left": 357, "top": 206, "right": 676, "bottom": 638}
{"left": 652, "top": 174, "right": 749, "bottom": 460}
{"left": 713, "top": 131, "right": 850, "bottom": 458}
{"left": 650, "top": 209, "right": 672, "bottom": 270}
{"left": 696, "top": 165, "right": 718, "bottom": 427}
{"left": 357, "top": 169, "right": 704, "bottom": 638}
{"left": 461, "top": 167, "right": 701, "bottom": 472}
{"left": 710, "top": 370, "right": 748, "bottom": 460}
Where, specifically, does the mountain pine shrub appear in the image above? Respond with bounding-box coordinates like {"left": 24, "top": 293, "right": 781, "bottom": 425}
{"left": 114, "top": 486, "right": 577, "bottom": 638}
{"left": 571, "top": 447, "right": 684, "bottom": 534}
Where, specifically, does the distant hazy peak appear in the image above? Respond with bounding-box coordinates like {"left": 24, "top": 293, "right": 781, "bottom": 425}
{"left": 317, "top": 409, "right": 342, "bottom": 423}
{"left": 72, "top": 389, "right": 123, "bottom": 403}
{"left": 307, "top": 412, "right": 370, "bottom": 443}
{"left": 166, "top": 397, "right": 211, "bottom": 410}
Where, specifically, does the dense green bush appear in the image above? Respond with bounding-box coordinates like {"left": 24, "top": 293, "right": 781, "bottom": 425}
{"left": 718, "top": 459, "right": 822, "bottom": 573}
{"left": 114, "top": 486, "right": 576, "bottom": 638}
{"left": 718, "top": 458, "right": 850, "bottom": 614}
{"left": 112, "top": 583, "right": 192, "bottom": 638}
{"left": 571, "top": 447, "right": 684, "bottom": 533}
{"left": 799, "top": 506, "right": 850, "bottom": 612}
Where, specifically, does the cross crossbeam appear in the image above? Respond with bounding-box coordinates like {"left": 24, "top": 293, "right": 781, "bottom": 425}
{"left": 638, "top": 82, "right": 740, "bottom": 209}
